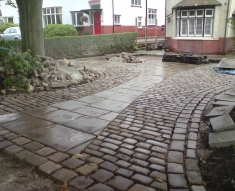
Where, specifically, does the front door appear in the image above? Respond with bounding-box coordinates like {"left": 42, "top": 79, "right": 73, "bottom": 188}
{"left": 94, "top": 12, "right": 101, "bottom": 34}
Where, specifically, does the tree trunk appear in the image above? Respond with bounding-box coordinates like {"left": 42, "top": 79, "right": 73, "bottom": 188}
{"left": 16, "top": 0, "right": 45, "bottom": 57}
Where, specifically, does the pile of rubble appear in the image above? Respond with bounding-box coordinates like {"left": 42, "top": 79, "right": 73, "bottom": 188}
{"left": 138, "top": 41, "right": 164, "bottom": 50}
{"left": 0, "top": 58, "right": 100, "bottom": 94}
{"left": 109, "top": 52, "right": 142, "bottom": 63}
{"left": 162, "top": 54, "right": 209, "bottom": 65}
{"left": 205, "top": 89, "right": 235, "bottom": 148}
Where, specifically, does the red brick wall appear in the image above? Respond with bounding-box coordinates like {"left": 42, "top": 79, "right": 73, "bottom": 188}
{"left": 77, "top": 25, "right": 165, "bottom": 37}
{"left": 166, "top": 37, "right": 235, "bottom": 55}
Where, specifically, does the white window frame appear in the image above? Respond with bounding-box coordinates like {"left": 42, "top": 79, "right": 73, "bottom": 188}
{"left": 42, "top": 6, "right": 62, "bottom": 27}
{"left": 137, "top": 17, "right": 142, "bottom": 28}
{"left": 196, "top": 9, "right": 204, "bottom": 17}
{"left": 181, "top": 19, "right": 188, "bottom": 36}
{"left": 195, "top": 18, "right": 203, "bottom": 36}
{"left": 71, "top": 12, "right": 83, "bottom": 26}
{"left": 3, "top": 17, "right": 14, "bottom": 23}
{"left": 114, "top": 15, "right": 121, "bottom": 25}
{"left": 148, "top": 9, "right": 157, "bottom": 25}
{"left": 181, "top": 10, "right": 188, "bottom": 17}
{"left": 188, "top": 19, "right": 195, "bottom": 36}
{"left": 205, "top": 9, "right": 213, "bottom": 17}
{"left": 177, "top": 8, "right": 213, "bottom": 37}
{"left": 204, "top": 18, "right": 213, "bottom": 36}
{"left": 131, "top": 0, "right": 141, "bottom": 6}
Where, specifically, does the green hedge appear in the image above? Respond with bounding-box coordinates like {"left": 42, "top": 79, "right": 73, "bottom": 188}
{"left": 7, "top": 32, "right": 137, "bottom": 58}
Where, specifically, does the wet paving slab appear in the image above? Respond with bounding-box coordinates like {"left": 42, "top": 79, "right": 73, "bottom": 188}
{"left": 25, "top": 124, "right": 95, "bottom": 152}
{"left": 63, "top": 116, "right": 110, "bottom": 134}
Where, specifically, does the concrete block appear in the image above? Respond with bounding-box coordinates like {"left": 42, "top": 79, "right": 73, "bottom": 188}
{"left": 209, "top": 130, "right": 235, "bottom": 148}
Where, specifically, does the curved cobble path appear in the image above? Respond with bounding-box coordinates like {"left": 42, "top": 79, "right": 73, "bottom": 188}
{"left": 0, "top": 57, "right": 234, "bottom": 191}
{"left": 81, "top": 65, "right": 235, "bottom": 191}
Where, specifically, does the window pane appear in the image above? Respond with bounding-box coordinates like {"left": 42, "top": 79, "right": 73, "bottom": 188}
{"left": 196, "top": 18, "right": 203, "bottom": 35}
{"left": 43, "top": 16, "right": 47, "bottom": 26}
{"left": 177, "top": 19, "right": 179, "bottom": 36}
{"left": 206, "top": 9, "right": 213, "bottom": 16}
{"left": 47, "top": 15, "right": 51, "bottom": 24}
{"left": 51, "top": 8, "right": 54, "bottom": 14}
{"left": 56, "top": 15, "right": 62, "bottom": 24}
{"left": 181, "top": 19, "right": 187, "bottom": 35}
{"left": 77, "top": 13, "right": 83, "bottom": 25}
{"left": 71, "top": 12, "right": 75, "bottom": 25}
{"left": 197, "top": 10, "right": 203, "bottom": 16}
{"left": 56, "top": 8, "right": 62, "bottom": 13}
{"left": 181, "top": 10, "right": 187, "bottom": 17}
{"left": 138, "top": 17, "right": 142, "bottom": 27}
{"left": 43, "top": 9, "right": 46, "bottom": 14}
{"left": 10, "top": 28, "right": 16, "bottom": 33}
{"left": 205, "top": 18, "right": 213, "bottom": 35}
{"left": 51, "top": 15, "right": 55, "bottom": 24}
{"left": 188, "top": 19, "right": 195, "bottom": 35}
{"left": 8, "top": 18, "right": 13, "bottom": 23}
{"left": 177, "top": 11, "right": 180, "bottom": 17}
{"left": 47, "top": 8, "right": 50, "bottom": 14}
{"left": 189, "top": 10, "right": 195, "bottom": 16}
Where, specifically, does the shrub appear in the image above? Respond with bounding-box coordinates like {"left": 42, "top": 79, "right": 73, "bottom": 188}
{"left": 44, "top": 24, "right": 78, "bottom": 38}
{"left": 0, "top": 22, "right": 18, "bottom": 33}
{"left": 0, "top": 41, "right": 42, "bottom": 90}
{"left": 7, "top": 32, "right": 138, "bottom": 58}
{"left": 84, "top": 30, "right": 90, "bottom": 35}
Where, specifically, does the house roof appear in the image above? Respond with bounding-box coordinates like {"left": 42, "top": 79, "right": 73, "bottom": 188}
{"left": 173, "top": 0, "right": 222, "bottom": 9}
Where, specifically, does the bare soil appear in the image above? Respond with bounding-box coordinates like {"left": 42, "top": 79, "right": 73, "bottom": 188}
{"left": 199, "top": 104, "right": 235, "bottom": 191}
{"left": 0, "top": 153, "right": 61, "bottom": 191}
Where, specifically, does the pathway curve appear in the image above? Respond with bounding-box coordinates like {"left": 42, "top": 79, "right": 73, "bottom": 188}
{"left": 0, "top": 57, "right": 234, "bottom": 191}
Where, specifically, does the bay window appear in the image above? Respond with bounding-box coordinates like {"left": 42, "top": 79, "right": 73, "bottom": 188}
{"left": 176, "top": 8, "right": 214, "bottom": 37}
{"left": 43, "top": 7, "right": 62, "bottom": 27}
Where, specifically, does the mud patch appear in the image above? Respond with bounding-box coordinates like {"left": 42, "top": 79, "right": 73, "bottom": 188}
{"left": 0, "top": 153, "right": 60, "bottom": 191}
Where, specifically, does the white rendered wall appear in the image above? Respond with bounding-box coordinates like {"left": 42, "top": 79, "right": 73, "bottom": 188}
{"left": 42, "top": 0, "right": 90, "bottom": 26}
{"left": 102, "top": 0, "right": 164, "bottom": 26}
{"left": 0, "top": 0, "right": 165, "bottom": 28}
{"left": 0, "top": 0, "right": 19, "bottom": 24}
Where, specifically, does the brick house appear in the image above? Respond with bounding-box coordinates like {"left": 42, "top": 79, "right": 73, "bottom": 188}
{"left": 165, "top": 0, "right": 235, "bottom": 54}
{"left": 0, "top": 0, "right": 165, "bottom": 37}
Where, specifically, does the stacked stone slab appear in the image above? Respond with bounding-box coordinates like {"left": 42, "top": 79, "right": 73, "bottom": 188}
{"left": 207, "top": 89, "right": 235, "bottom": 148}
{"left": 162, "top": 54, "right": 204, "bottom": 64}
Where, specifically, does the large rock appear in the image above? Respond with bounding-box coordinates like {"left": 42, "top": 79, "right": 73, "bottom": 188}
{"left": 205, "top": 106, "right": 234, "bottom": 118}
{"left": 62, "top": 58, "right": 70, "bottom": 66}
{"left": 57, "top": 67, "right": 83, "bottom": 81}
{"left": 210, "top": 114, "right": 235, "bottom": 132}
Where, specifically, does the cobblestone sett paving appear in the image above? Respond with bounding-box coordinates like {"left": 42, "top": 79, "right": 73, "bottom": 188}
{"left": 83, "top": 65, "right": 235, "bottom": 190}
{"left": 1, "top": 57, "right": 234, "bottom": 190}
{"left": 0, "top": 58, "right": 141, "bottom": 115}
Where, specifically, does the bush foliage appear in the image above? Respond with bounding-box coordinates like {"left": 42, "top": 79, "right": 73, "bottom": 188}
{"left": 0, "top": 22, "right": 18, "bottom": 33}
{"left": 0, "top": 40, "right": 42, "bottom": 90}
{"left": 7, "top": 32, "right": 138, "bottom": 58}
{"left": 84, "top": 30, "right": 90, "bottom": 35}
{"left": 44, "top": 24, "right": 78, "bottom": 38}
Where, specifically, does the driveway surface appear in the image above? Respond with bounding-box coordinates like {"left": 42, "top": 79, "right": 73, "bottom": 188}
{"left": 0, "top": 56, "right": 234, "bottom": 191}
